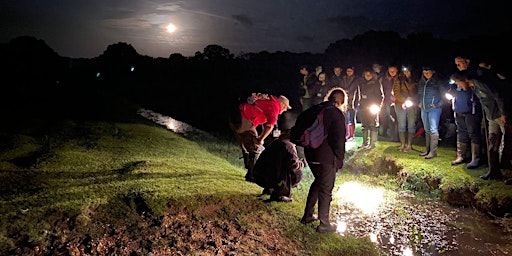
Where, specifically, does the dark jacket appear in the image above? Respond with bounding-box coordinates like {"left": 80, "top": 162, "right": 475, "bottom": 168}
{"left": 304, "top": 105, "right": 346, "bottom": 170}
{"left": 253, "top": 137, "right": 305, "bottom": 193}
{"left": 341, "top": 75, "right": 361, "bottom": 109}
{"left": 355, "top": 77, "right": 384, "bottom": 108}
{"left": 472, "top": 79, "right": 506, "bottom": 120}
{"left": 418, "top": 73, "right": 448, "bottom": 111}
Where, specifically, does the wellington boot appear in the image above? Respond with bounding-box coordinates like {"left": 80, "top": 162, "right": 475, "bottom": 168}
{"left": 365, "top": 130, "right": 378, "bottom": 150}
{"left": 403, "top": 133, "right": 414, "bottom": 152}
{"left": 398, "top": 132, "right": 406, "bottom": 151}
{"left": 419, "top": 134, "right": 431, "bottom": 156}
{"left": 359, "top": 129, "right": 369, "bottom": 148}
{"left": 349, "top": 124, "right": 356, "bottom": 140}
{"left": 424, "top": 135, "right": 439, "bottom": 159}
{"left": 466, "top": 143, "right": 481, "bottom": 169}
{"left": 451, "top": 142, "right": 468, "bottom": 165}
{"left": 316, "top": 223, "right": 337, "bottom": 233}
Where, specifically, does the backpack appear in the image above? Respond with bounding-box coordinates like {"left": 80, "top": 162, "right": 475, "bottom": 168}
{"left": 290, "top": 102, "right": 329, "bottom": 149}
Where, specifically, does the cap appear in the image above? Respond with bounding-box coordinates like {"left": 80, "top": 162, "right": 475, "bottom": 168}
{"left": 278, "top": 95, "right": 292, "bottom": 109}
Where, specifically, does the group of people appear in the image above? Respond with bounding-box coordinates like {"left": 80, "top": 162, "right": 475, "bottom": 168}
{"left": 228, "top": 55, "right": 511, "bottom": 234}
{"left": 229, "top": 88, "right": 347, "bottom": 233}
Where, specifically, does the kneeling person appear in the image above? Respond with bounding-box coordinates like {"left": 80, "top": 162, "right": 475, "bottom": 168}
{"left": 252, "top": 129, "right": 306, "bottom": 202}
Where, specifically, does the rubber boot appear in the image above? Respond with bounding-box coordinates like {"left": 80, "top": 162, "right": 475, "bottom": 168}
{"left": 391, "top": 124, "right": 399, "bottom": 142}
{"left": 365, "top": 130, "right": 378, "bottom": 150}
{"left": 398, "top": 132, "right": 406, "bottom": 151}
{"left": 345, "top": 124, "right": 351, "bottom": 140}
{"left": 403, "top": 132, "right": 414, "bottom": 152}
{"left": 451, "top": 142, "right": 468, "bottom": 165}
{"left": 466, "top": 143, "right": 481, "bottom": 169}
{"left": 359, "top": 129, "right": 369, "bottom": 148}
{"left": 419, "top": 134, "right": 431, "bottom": 156}
{"left": 349, "top": 124, "right": 356, "bottom": 140}
{"left": 425, "top": 135, "right": 438, "bottom": 159}
{"left": 480, "top": 150, "right": 503, "bottom": 180}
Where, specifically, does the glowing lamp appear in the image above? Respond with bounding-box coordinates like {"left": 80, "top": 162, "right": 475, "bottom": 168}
{"left": 445, "top": 92, "right": 454, "bottom": 101}
{"left": 370, "top": 105, "right": 380, "bottom": 115}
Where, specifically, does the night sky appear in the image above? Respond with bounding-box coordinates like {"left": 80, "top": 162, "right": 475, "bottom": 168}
{"left": 1, "top": 0, "right": 508, "bottom": 58}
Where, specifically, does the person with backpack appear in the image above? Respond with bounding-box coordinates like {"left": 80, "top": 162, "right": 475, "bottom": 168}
{"left": 252, "top": 129, "right": 306, "bottom": 202}
{"left": 229, "top": 94, "right": 292, "bottom": 182}
{"left": 299, "top": 88, "right": 346, "bottom": 233}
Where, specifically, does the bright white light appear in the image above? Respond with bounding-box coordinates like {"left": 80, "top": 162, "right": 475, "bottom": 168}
{"left": 166, "top": 23, "right": 177, "bottom": 33}
{"left": 369, "top": 105, "right": 380, "bottom": 115}
{"left": 445, "top": 93, "right": 454, "bottom": 101}
{"left": 404, "top": 99, "right": 413, "bottom": 108}
{"left": 335, "top": 181, "right": 385, "bottom": 215}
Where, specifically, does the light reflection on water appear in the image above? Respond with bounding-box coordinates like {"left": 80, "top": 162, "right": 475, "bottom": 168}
{"left": 332, "top": 181, "right": 512, "bottom": 255}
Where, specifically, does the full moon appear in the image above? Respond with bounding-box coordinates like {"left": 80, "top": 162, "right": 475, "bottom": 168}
{"left": 166, "top": 23, "right": 177, "bottom": 33}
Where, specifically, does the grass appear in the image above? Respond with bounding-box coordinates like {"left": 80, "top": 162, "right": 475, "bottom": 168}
{"left": 1, "top": 109, "right": 511, "bottom": 255}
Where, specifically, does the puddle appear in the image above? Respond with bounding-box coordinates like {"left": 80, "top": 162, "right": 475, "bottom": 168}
{"left": 333, "top": 182, "right": 512, "bottom": 255}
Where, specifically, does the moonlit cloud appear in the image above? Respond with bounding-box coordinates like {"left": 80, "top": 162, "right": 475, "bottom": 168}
{"left": 1, "top": 0, "right": 507, "bottom": 58}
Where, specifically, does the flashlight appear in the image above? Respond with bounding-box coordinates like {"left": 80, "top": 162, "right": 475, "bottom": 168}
{"left": 449, "top": 79, "right": 455, "bottom": 84}
{"left": 402, "top": 66, "right": 408, "bottom": 72}
{"left": 369, "top": 105, "right": 380, "bottom": 115}
{"left": 445, "top": 92, "right": 454, "bottom": 101}
{"left": 404, "top": 99, "right": 413, "bottom": 108}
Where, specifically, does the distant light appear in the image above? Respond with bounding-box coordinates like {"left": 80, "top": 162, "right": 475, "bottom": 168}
{"left": 130, "top": 66, "right": 135, "bottom": 72}
{"left": 96, "top": 72, "right": 101, "bottom": 78}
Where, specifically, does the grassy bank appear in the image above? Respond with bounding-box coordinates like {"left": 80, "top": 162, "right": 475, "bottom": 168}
{"left": 1, "top": 107, "right": 511, "bottom": 255}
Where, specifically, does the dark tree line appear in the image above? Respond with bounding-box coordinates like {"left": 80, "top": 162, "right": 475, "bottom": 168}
{"left": 0, "top": 31, "right": 508, "bottom": 137}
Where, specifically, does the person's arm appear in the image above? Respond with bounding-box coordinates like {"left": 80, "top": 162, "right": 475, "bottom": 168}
{"left": 257, "top": 123, "right": 274, "bottom": 145}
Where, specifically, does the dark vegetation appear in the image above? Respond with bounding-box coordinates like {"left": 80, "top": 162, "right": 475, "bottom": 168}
{"left": 0, "top": 30, "right": 509, "bottom": 138}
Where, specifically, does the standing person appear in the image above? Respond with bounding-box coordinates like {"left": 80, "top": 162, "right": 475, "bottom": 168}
{"left": 310, "top": 72, "right": 333, "bottom": 106}
{"left": 252, "top": 129, "right": 306, "bottom": 202}
{"left": 372, "top": 63, "right": 384, "bottom": 80}
{"left": 450, "top": 71, "right": 512, "bottom": 182}
{"left": 418, "top": 65, "right": 449, "bottom": 159}
{"left": 355, "top": 70, "right": 384, "bottom": 149}
{"left": 300, "top": 88, "right": 346, "bottom": 233}
{"left": 229, "top": 94, "right": 292, "bottom": 181}
{"left": 330, "top": 65, "right": 343, "bottom": 88}
{"left": 299, "top": 65, "right": 318, "bottom": 111}
{"left": 341, "top": 66, "right": 361, "bottom": 140}
{"left": 393, "top": 65, "right": 418, "bottom": 152}
{"left": 379, "top": 65, "right": 400, "bottom": 141}
{"left": 451, "top": 56, "right": 483, "bottom": 168}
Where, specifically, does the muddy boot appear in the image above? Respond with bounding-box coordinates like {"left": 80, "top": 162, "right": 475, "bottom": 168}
{"left": 365, "top": 130, "right": 378, "bottom": 150}
{"left": 398, "top": 132, "right": 406, "bottom": 151}
{"left": 451, "top": 142, "right": 468, "bottom": 165}
{"left": 403, "top": 132, "right": 414, "bottom": 152}
{"left": 359, "top": 129, "right": 369, "bottom": 148}
{"left": 419, "top": 134, "right": 431, "bottom": 156}
{"left": 425, "top": 135, "right": 438, "bottom": 159}
{"left": 466, "top": 143, "right": 481, "bottom": 169}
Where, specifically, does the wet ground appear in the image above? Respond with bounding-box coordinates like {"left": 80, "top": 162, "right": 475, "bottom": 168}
{"left": 333, "top": 184, "right": 512, "bottom": 256}
{"left": 138, "top": 108, "right": 512, "bottom": 256}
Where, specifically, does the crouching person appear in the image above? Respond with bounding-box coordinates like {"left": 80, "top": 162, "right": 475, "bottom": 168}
{"left": 253, "top": 129, "right": 306, "bottom": 202}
